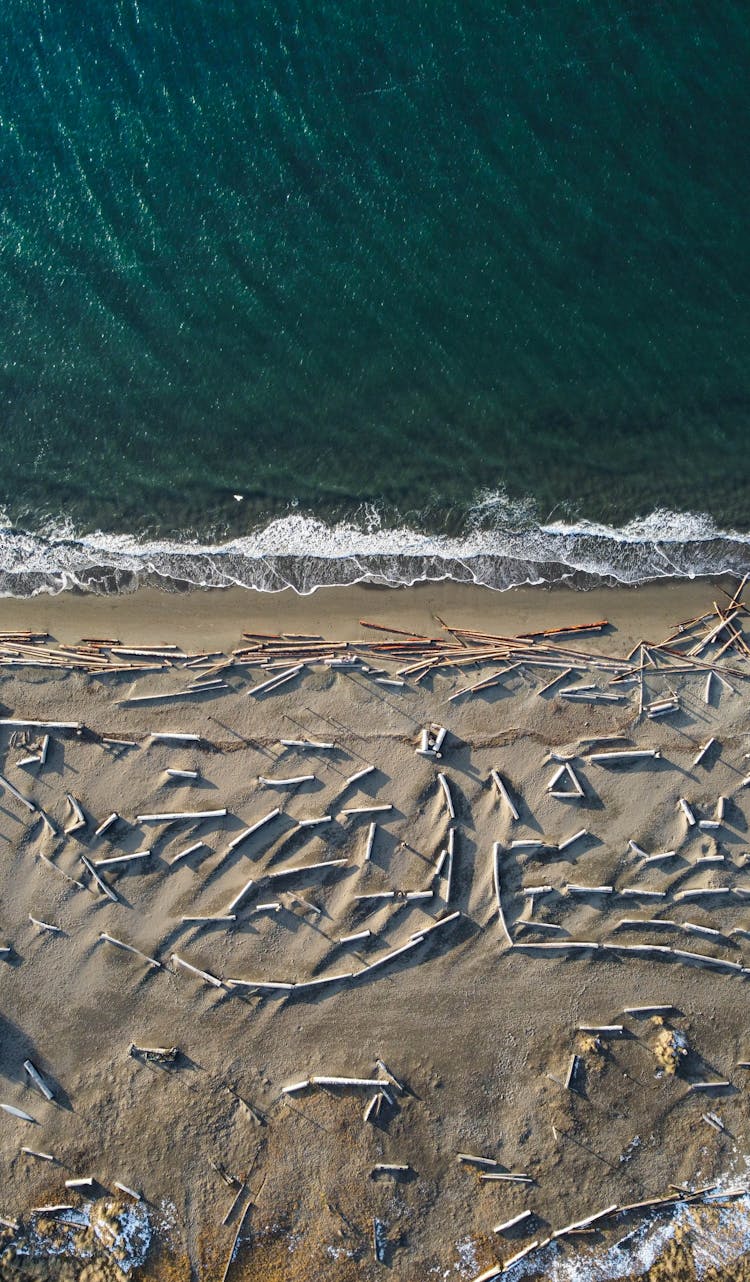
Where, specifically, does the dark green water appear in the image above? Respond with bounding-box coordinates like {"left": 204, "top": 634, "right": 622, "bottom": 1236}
{"left": 1, "top": 0, "right": 749, "bottom": 592}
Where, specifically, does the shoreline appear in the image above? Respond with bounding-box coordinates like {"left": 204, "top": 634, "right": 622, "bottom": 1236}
{"left": 0, "top": 576, "right": 737, "bottom": 650}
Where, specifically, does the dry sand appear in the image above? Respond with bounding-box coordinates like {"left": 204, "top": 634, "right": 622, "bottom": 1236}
{"left": 1, "top": 578, "right": 750, "bottom": 1281}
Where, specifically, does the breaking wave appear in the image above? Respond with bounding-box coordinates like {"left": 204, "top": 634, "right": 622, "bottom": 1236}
{"left": 1, "top": 502, "right": 750, "bottom": 597}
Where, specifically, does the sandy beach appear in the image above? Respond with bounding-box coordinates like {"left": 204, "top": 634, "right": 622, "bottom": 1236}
{"left": 2, "top": 577, "right": 750, "bottom": 1281}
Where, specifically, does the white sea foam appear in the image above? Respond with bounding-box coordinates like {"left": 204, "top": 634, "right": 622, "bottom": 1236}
{"left": 1, "top": 500, "right": 749, "bottom": 596}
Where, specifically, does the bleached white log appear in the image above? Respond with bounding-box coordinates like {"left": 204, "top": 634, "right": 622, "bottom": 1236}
{"left": 259, "top": 774, "right": 314, "bottom": 788}
{"left": 339, "top": 930, "right": 372, "bottom": 944}
{"left": 111, "top": 645, "right": 181, "bottom": 657}
{"left": 565, "top": 884, "right": 613, "bottom": 895}
{"left": 182, "top": 915, "right": 236, "bottom": 923}
{"left": 647, "top": 701, "right": 679, "bottom": 718}
{"left": 99, "top": 933, "right": 161, "bottom": 968}
{"left": 623, "top": 1004, "right": 674, "bottom": 1015}
{"left": 364, "top": 822, "right": 376, "bottom": 862}
{"left": 170, "top": 840, "right": 208, "bottom": 865}
{"left": 295, "top": 815, "right": 332, "bottom": 828}
{"left": 681, "top": 922, "right": 723, "bottom": 939}
{"left": 409, "top": 910, "right": 460, "bottom": 940}
{"left": 511, "top": 941, "right": 601, "bottom": 952}
{"left": 564, "top": 1054, "right": 580, "bottom": 1090}
{"left": 678, "top": 798, "right": 696, "bottom": 825}
{"left": 619, "top": 888, "right": 665, "bottom": 898}
{"left": 248, "top": 665, "right": 303, "bottom": 696}
{"left": 699, "top": 820, "right": 720, "bottom": 830}
{"left": 267, "top": 858, "right": 347, "bottom": 879}
{"left": 693, "top": 738, "right": 715, "bottom": 766}
{"left": 458, "top": 1153, "right": 499, "bottom": 1168}
{"left": 494, "top": 1210, "right": 533, "bottom": 1235}
{"left": 704, "top": 671, "right": 714, "bottom": 703}
{"left": 589, "top": 750, "right": 660, "bottom": 763}
{"left": 114, "top": 1181, "right": 141, "bottom": 1200}
{"left": 29, "top": 916, "right": 61, "bottom": 933}
{"left": 355, "top": 892, "right": 396, "bottom": 901}
{"left": 150, "top": 732, "right": 201, "bottom": 743}
{"left": 558, "top": 829, "right": 588, "bottom": 852}
{"left": 65, "top": 793, "right": 86, "bottom": 833}
{"left": 433, "top": 726, "right": 448, "bottom": 754}
{"left": 0, "top": 773, "right": 35, "bottom": 812}
{"left": 437, "top": 773, "right": 455, "bottom": 819}
{"left": 227, "top": 878, "right": 256, "bottom": 913}
{"left": 80, "top": 855, "right": 119, "bottom": 902}
{"left": 312, "top": 1076, "right": 386, "bottom": 1089}
{"left": 227, "top": 979, "right": 294, "bottom": 991}
{"left": 578, "top": 1025, "right": 624, "bottom": 1036}
{"left": 490, "top": 771, "right": 519, "bottom": 821}
{"left": 444, "top": 846, "right": 454, "bottom": 902}
{"left": 65, "top": 1177, "right": 94, "bottom": 1189}
{"left": 137, "top": 809, "right": 227, "bottom": 822}
{"left": 341, "top": 805, "right": 392, "bottom": 816}
{"left": 0, "top": 719, "right": 80, "bottom": 730}
{"left": 641, "top": 850, "right": 677, "bottom": 865}
{"left": 674, "top": 887, "right": 730, "bottom": 900}
{"left": 547, "top": 764, "right": 568, "bottom": 790}
{"left": 292, "top": 972, "right": 355, "bottom": 992}
{"left": 281, "top": 1080, "right": 310, "bottom": 1094}
{"left": 671, "top": 951, "right": 743, "bottom": 973}
{"left": 281, "top": 739, "right": 334, "bottom": 750}
{"left": 21, "top": 1147, "right": 55, "bottom": 1161}
{"left": 346, "top": 765, "right": 375, "bottom": 786}
{"left": 119, "top": 684, "right": 228, "bottom": 705}
{"left": 375, "top": 1059, "right": 404, "bottom": 1092}
{"left": 357, "top": 937, "right": 424, "bottom": 974}
{"left": 493, "top": 844, "right": 513, "bottom": 947}
{"left": 166, "top": 769, "right": 199, "bottom": 780}
{"left": 0, "top": 1103, "right": 35, "bottom": 1121}
{"left": 23, "top": 1061, "right": 54, "bottom": 1101}
{"left": 94, "top": 850, "right": 151, "bottom": 868}
{"left": 479, "top": 1172, "right": 533, "bottom": 1183}
{"left": 170, "top": 953, "right": 223, "bottom": 987}
{"left": 95, "top": 812, "right": 120, "bottom": 837}
{"left": 227, "top": 808, "right": 280, "bottom": 850}
{"left": 687, "top": 1080, "right": 731, "bottom": 1092}
{"left": 553, "top": 1205, "right": 618, "bottom": 1237}
{"left": 253, "top": 902, "right": 281, "bottom": 912}
{"left": 16, "top": 753, "right": 40, "bottom": 767}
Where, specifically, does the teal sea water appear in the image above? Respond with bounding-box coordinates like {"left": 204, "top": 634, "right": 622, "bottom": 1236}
{"left": 1, "top": 0, "right": 750, "bottom": 593}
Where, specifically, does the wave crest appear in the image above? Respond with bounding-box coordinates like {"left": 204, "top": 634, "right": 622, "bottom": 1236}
{"left": 1, "top": 505, "right": 749, "bottom": 597}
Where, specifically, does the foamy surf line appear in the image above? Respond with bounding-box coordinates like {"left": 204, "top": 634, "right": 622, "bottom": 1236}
{"left": 2, "top": 508, "right": 750, "bottom": 597}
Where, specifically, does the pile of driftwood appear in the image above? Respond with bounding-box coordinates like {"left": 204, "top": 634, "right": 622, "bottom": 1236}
{"left": 2, "top": 577, "right": 750, "bottom": 693}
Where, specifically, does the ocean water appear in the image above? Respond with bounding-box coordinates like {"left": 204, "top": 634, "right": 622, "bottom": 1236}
{"left": 1, "top": 0, "right": 749, "bottom": 594}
